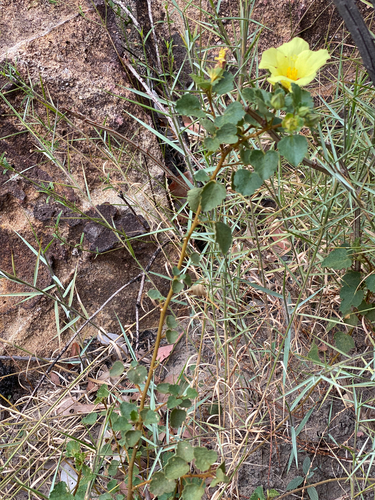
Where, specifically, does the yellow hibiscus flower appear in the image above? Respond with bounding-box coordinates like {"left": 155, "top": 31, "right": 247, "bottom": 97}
{"left": 259, "top": 37, "right": 330, "bottom": 90}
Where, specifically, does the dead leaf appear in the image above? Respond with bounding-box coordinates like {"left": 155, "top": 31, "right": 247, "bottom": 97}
{"left": 50, "top": 372, "right": 60, "bottom": 385}
{"left": 55, "top": 397, "right": 105, "bottom": 416}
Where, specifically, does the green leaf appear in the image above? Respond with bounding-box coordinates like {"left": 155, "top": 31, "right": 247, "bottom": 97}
{"left": 232, "top": 169, "right": 263, "bottom": 196}
{"left": 307, "top": 486, "right": 319, "bottom": 500}
{"left": 340, "top": 271, "right": 364, "bottom": 313}
{"left": 334, "top": 331, "right": 355, "bottom": 354}
{"left": 166, "top": 315, "right": 178, "bottom": 329}
{"left": 175, "top": 94, "right": 205, "bottom": 118}
{"left": 150, "top": 472, "right": 176, "bottom": 496}
{"left": 49, "top": 482, "right": 74, "bottom": 499}
{"left": 194, "top": 447, "right": 217, "bottom": 472}
{"left": 140, "top": 409, "right": 160, "bottom": 425}
{"left": 307, "top": 342, "right": 321, "bottom": 363}
{"left": 210, "top": 468, "right": 230, "bottom": 488}
{"left": 66, "top": 440, "right": 80, "bottom": 457}
{"left": 194, "top": 169, "right": 211, "bottom": 183}
{"left": 157, "top": 383, "right": 170, "bottom": 394}
{"left": 168, "top": 384, "right": 180, "bottom": 396}
{"left": 190, "top": 252, "right": 201, "bottom": 264}
{"left": 179, "top": 399, "right": 192, "bottom": 408}
{"left": 191, "top": 74, "right": 212, "bottom": 90}
{"left": 172, "top": 280, "right": 184, "bottom": 294}
{"left": 366, "top": 275, "right": 375, "bottom": 292}
{"left": 204, "top": 136, "right": 221, "bottom": 152}
{"left": 166, "top": 330, "right": 180, "bottom": 343}
{"left": 120, "top": 402, "right": 138, "bottom": 419}
{"left": 82, "top": 412, "right": 97, "bottom": 425}
{"left": 268, "top": 489, "right": 279, "bottom": 499}
{"left": 249, "top": 485, "right": 265, "bottom": 500}
{"left": 183, "top": 273, "right": 192, "bottom": 286}
{"left": 127, "top": 365, "right": 147, "bottom": 385}
{"left": 215, "top": 222, "right": 232, "bottom": 254}
{"left": 165, "top": 456, "right": 190, "bottom": 480}
{"left": 215, "top": 123, "right": 238, "bottom": 144}
{"left": 170, "top": 408, "right": 187, "bottom": 428}
{"left": 187, "top": 187, "right": 202, "bottom": 212}
{"left": 322, "top": 248, "right": 352, "bottom": 269}
{"left": 291, "top": 82, "right": 302, "bottom": 107}
{"left": 125, "top": 430, "right": 142, "bottom": 447}
{"left": 278, "top": 135, "right": 308, "bottom": 167}
{"left": 286, "top": 476, "right": 304, "bottom": 491}
{"left": 148, "top": 289, "right": 163, "bottom": 300}
{"left": 167, "top": 396, "right": 182, "bottom": 409}
{"left": 112, "top": 417, "right": 132, "bottom": 432}
{"left": 177, "top": 441, "right": 194, "bottom": 462}
{"left": 214, "top": 102, "right": 245, "bottom": 127}
{"left": 199, "top": 119, "right": 216, "bottom": 135}
{"left": 181, "top": 483, "right": 205, "bottom": 500}
{"left": 108, "top": 459, "right": 120, "bottom": 476}
{"left": 110, "top": 361, "right": 125, "bottom": 377}
{"left": 212, "top": 71, "right": 234, "bottom": 95}
{"left": 248, "top": 150, "right": 279, "bottom": 181}
{"left": 96, "top": 384, "right": 109, "bottom": 401}
{"left": 302, "top": 456, "right": 311, "bottom": 475}
{"left": 186, "top": 387, "right": 198, "bottom": 399}
{"left": 99, "top": 494, "right": 113, "bottom": 500}
{"left": 172, "top": 266, "right": 181, "bottom": 277}
{"left": 201, "top": 181, "right": 226, "bottom": 211}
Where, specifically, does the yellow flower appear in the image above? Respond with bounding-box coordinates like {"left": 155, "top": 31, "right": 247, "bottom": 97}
{"left": 259, "top": 38, "right": 330, "bottom": 90}
{"left": 214, "top": 48, "right": 227, "bottom": 68}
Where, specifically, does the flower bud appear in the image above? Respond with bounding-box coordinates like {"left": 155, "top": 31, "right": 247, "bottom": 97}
{"left": 298, "top": 106, "right": 310, "bottom": 117}
{"left": 282, "top": 113, "right": 304, "bottom": 133}
{"left": 270, "top": 93, "right": 285, "bottom": 110}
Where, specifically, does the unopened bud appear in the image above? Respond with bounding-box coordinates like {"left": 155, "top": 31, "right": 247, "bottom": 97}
{"left": 270, "top": 93, "right": 285, "bottom": 110}
{"left": 282, "top": 113, "right": 304, "bottom": 133}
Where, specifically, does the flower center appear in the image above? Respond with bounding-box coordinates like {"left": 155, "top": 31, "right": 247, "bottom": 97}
{"left": 286, "top": 66, "right": 298, "bottom": 81}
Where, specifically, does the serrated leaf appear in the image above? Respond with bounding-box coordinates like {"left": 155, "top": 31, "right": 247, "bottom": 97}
{"left": 190, "top": 253, "right": 201, "bottom": 264}
{"left": 302, "top": 456, "right": 311, "bottom": 475}
{"left": 66, "top": 440, "right": 80, "bottom": 457}
{"left": 334, "top": 331, "right": 355, "bottom": 354}
{"left": 249, "top": 150, "right": 279, "bottom": 181}
{"left": 96, "top": 384, "right": 109, "bottom": 401}
{"left": 215, "top": 102, "right": 245, "bottom": 127}
{"left": 140, "top": 409, "right": 160, "bottom": 425}
{"left": 249, "top": 485, "right": 265, "bottom": 500}
{"left": 182, "top": 483, "right": 205, "bottom": 500}
{"left": 112, "top": 416, "right": 132, "bottom": 432}
{"left": 215, "top": 221, "right": 232, "bottom": 254}
{"left": 201, "top": 181, "right": 226, "bottom": 211}
{"left": 199, "top": 118, "right": 216, "bottom": 135}
{"left": 157, "top": 383, "right": 170, "bottom": 394}
{"left": 366, "top": 275, "right": 375, "bottom": 292}
{"left": 165, "top": 456, "right": 190, "bottom": 479}
{"left": 242, "top": 88, "right": 256, "bottom": 103}
{"left": 172, "top": 280, "right": 184, "bottom": 294}
{"left": 210, "top": 468, "right": 230, "bottom": 488}
{"left": 150, "top": 472, "right": 176, "bottom": 496}
{"left": 49, "top": 481, "right": 74, "bottom": 499}
{"left": 268, "top": 489, "right": 279, "bottom": 499}
{"left": 191, "top": 74, "right": 212, "bottom": 90}
{"left": 82, "top": 412, "right": 97, "bottom": 425}
{"left": 177, "top": 441, "right": 194, "bottom": 462}
{"left": 186, "top": 387, "right": 198, "bottom": 399}
{"left": 212, "top": 70, "right": 234, "bottom": 95}
{"left": 194, "top": 169, "right": 210, "bottom": 183}
{"left": 291, "top": 83, "right": 302, "bottom": 107}
{"left": 286, "top": 476, "right": 304, "bottom": 491}
{"left": 127, "top": 364, "right": 147, "bottom": 385}
{"left": 167, "top": 396, "right": 182, "bottom": 409}
{"left": 187, "top": 187, "right": 202, "bottom": 212}
{"left": 172, "top": 266, "right": 180, "bottom": 276}
{"left": 120, "top": 401, "right": 138, "bottom": 419}
{"left": 108, "top": 459, "right": 120, "bottom": 476}
{"left": 148, "top": 289, "right": 163, "bottom": 300}
{"left": 232, "top": 169, "right": 263, "bottom": 196}
{"left": 307, "top": 342, "right": 320, "bottom": 363}
{"left": 322, "top": 248, "right": 352, "bottom": 269}
{"left": 307, "top": 486, "right": 319, "bottom": 500}
{"left": 125, "top": 430, "right": 142, "bottom": 447}
{"left": 340, "top": 271, "right": 364, "bottom": 313}
{"left": 168, "top": 384, "right": 180, "bottom": 396}
{"left": 110, "top": 361, "right": 125, "bottom": 377}
{"left": 179, "top": 399, "right": 192, "bottom": 408}
{"left": 204, "top": 136, "right": 221, "bottom": 152}
{"left": 175, "top": 94, "right": 205, "bottom": 118}
{"left": 278, "top": 135, "right": 308, "bottom": 167}
{"left": 183, "top": 273, "right": 192, "bottom": 286}
{"left": 194, "top": 447, "right": 217, "bottom": 472}
{"left": 170, "top": 408, "right": 186, "bottom": 427}
{"left": 166, "top": 330, "right": 180, "bottom": 343}
{"left": 215, "top": 123, "right": 238, "bottom": 144}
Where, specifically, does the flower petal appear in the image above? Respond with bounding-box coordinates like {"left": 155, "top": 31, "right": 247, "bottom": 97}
{"left": 296, "top": 49, "right": 330, "bottom": 76}
{"left": 278, "top": 37, "right": 310, "bottom": 58}
{"left": 259, "top": 47, "right": 279, "bottom": 70}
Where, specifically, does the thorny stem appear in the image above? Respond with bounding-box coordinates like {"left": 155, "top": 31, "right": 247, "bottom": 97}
{"left": 126, "top": 149, "right": 230, "bottom": 500}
